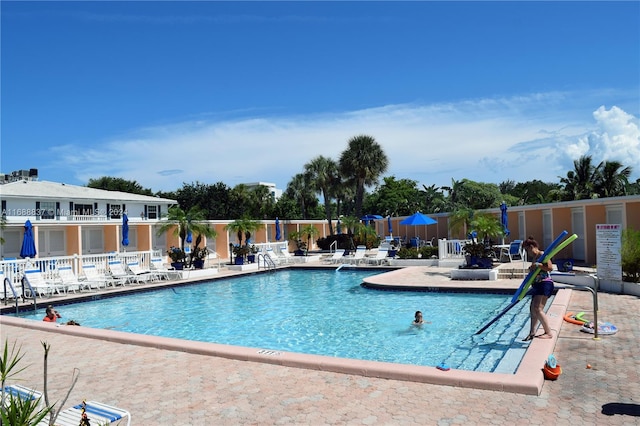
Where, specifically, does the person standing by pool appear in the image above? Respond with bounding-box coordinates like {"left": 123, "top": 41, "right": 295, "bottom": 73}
{"left": 43, "top": 305, "right": 61, "bottom": 323}
{"left": 522, "top": 237, "right": 554, "bottom": 341}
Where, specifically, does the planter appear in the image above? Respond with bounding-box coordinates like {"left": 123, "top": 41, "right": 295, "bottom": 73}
{"left": 193, "top": 259, "right": 204, "bottom": 269}
{"left": 388, "top": 250, "right": 397, "bottom": 258}
{"left": 234, "top": 257, "right": 245, "bottom": 265}
{"left": 294, "top": 250, "right": 305, "bottom": 256}
{"left": 467, "top": 256, "right": 493, "bottom": 269}
{"left": 171, "top": 262, "right": 184, "bottom": 270}
{"left": 247, "top": 254, "right": 256, "bottom": 263}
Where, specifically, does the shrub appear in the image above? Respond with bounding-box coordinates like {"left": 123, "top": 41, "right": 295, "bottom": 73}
{"left": 621, "top": 228, "right": 640, "bottom": 283}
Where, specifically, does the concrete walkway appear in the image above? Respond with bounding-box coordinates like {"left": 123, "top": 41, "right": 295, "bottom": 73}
{"left": 1, "top": 265, "right": 639, "bottom": 424}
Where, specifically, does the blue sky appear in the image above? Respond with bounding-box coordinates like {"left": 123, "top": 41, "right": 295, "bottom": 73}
{"left": 2, "top": 1, "right": 639, "bottom": 193}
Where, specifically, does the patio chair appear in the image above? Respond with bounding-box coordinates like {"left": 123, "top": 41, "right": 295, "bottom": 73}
{"left": 126, "top": 261, "right": 156, "bottom": 282}
{"left": 325, "top": 249, "right": 346, "bottom": 264}
{"left": 500, "top": 240, "right": 523, "bottom": 262}
{"left": 347, "top": 246, "right": 367, "bottom": 265}
{"left": 23, "top": 269, "right": 65, "bottom": 296}
{"left": 56, "top": 265, "right": 104, "bottom": 292}
{"left": 2, "top": 384, "right": 43, "bottom": 408}
{"left": 264, "top": 248, "right": 281, "bottom": 266}
{"left": 363, "top": 248, "right": 389, "bottom": 265}
{"left": 150, "top": 257, "right": 181, "bottom": 280}
{"left": 52, "top": 400, "right": 131, "bottom": 426}
{"left": 279, "top": 248, "right": 297, "bottom": 264}
{"left": 108, "top": 260, "right": 138, "bottom": 284}
{"left": 1, "top": 270, "right": 23, "bottom": 301}
{"left": 82, "top": 264, "right": 124, "bottom": 287}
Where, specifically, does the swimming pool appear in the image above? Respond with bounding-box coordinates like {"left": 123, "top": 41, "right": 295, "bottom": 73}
{"left": 14, "top": 269, "right": 534, "bottom": 373}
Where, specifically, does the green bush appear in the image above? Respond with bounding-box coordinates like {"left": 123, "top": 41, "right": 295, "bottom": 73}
{"left": 621, "top": 228, "right": 640, "bottom": 283}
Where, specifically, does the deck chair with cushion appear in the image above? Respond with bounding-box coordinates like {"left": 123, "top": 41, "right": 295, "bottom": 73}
{"left": 347, "top": 246, "right": 367, "bottom": 265}
{"left": 82, "top": 264, "right": 124, "bottom": 287}
{"left": 0, "top": 270, "right": 23, "bottom": 301}
{"left": 126, "top": 261, "right": 156, "bottom": 282}
{"left": 264, "top": 248, "right": 281, "bottom": 266}
{"left": 2, "top": 384, "right": 43, "bottom": 408}
{"left": 23, "top": 269, "right": 66, "bottom": 296}
{"left": 56, "top": 265, "right": 96, "bottom": 293}
{"left": 150, "top": 257, "right": 181, "bottom": 280}
{"left": 279, "top": 248, "right": 298, "bottom": 264}
{"left": 52, "top": 400, "right": 131, "bottom": 426}
{"left": 108, "top": 260, "right": 138, "bottom": 284}
{"left": 500, "top": 240, "right": 523, "bottom": 262}
{"left": 363, "top": 248, "right": 389, "bottom": 265}
{"left": 324, "top": 249, "right": 346, "bottom": 264}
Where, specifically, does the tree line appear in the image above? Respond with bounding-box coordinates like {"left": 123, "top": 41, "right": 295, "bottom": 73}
{"left": 87, "top": 135, "right": 638, "bottom": 230}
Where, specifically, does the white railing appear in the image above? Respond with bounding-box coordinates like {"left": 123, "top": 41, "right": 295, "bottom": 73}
{"left": 65, "top": 214, "right": 108, "bottom": 222}
{"left": 438, "top": 239, "right": 470, "bottom": 260}
{"left": 0, "top": 250, "right": 161, "bottom": 290}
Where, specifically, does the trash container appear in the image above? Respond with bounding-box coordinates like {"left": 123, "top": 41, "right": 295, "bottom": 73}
{"left": 555, "top": 258, "right": 574, "bottom": 272}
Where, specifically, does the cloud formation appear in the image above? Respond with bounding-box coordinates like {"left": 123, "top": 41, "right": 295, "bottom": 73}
{"left": 52, "top": 95, "right": 639, "bottom": 192}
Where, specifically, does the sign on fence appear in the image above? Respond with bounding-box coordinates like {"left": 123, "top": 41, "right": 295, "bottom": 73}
{"left": 595, "top": 224, "right": 622, "bottom": 281}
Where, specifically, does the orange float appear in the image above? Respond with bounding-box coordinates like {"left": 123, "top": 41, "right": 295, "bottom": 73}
{"left": 563, "top": 311, "right": 588, "bottom": 325}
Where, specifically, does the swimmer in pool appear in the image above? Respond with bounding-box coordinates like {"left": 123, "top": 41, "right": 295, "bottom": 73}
{"left": 412, "top": 311, "right": 431, "bottom": 326}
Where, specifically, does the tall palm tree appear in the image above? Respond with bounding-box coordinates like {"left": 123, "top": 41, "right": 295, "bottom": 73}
{"left": 299, "top": 224, "right": 320, "bottom": 256}
{"left": 224, "top": 218, "right": 263, "bottom": 247}
{"left": 338, "top": 135, "right": 389, "bottom": 218}
{"left": 156, "top": 206, "right": 217, "bottom": 266}
{"left": 305, "top": 156, "right": 339, "bottom": 235}
{"left": 286, "top": 173, "right": 314, "bottom": 219}
{"left": 559, "top": 155, "right": 598, "bottom": 200}
{"left": 594, "top": 160, "right": 632, "bottom": 197}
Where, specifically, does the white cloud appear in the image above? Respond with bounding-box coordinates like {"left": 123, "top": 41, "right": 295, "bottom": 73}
{"left": 51, "top": 95, "right": 639, "bottom": 192}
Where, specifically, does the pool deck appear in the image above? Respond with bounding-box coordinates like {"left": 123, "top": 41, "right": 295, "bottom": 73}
{"left": 1, "top": 263, "right": 639, "bottom": 424}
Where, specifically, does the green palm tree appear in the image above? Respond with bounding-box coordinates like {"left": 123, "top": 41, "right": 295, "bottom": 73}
{"left": 286, "top": 173, "right": 314, "bottom": 219}
{"left": 305, "top": 155, "right": 339, "bottom": 235}
{"left": 299, "top": 224, "right": 319, "bottom": 256}
{"left": 448, "top": 208, "right": 474, "bottom": 239}
{"left": 339, "top": 134, "right": 389, "bottom": 218}
{"left": 156, "top": 206, "right": 217, "bottom": 264}
{"left": 594, "top": 160, "right": 632, "bottom": 197}
{"left": 224, "top": 218, "right": 263, "bottom": 247}
{"left": 559, "top": 155, "right": 598, "bottom": 200}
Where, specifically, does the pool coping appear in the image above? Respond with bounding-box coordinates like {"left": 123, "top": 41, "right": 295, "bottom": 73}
{"left": 0, "top": 266, "right": 570, "bottom": 395}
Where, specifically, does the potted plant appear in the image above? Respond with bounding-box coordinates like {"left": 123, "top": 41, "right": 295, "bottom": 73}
{"left": 232, "top": 245, "right": 251, "bottom": 265}
{"left": 462, "top": 242, "right": 493, "bottom": 269}
{"left": 191, "top": 246, "right": 208, "bottom": 269}
{"left": 247, "top": 245, "right": 259, "bottom": 263}
{"left": 167, "top": 246, "right": 186, "bottom": 270}
{"left": 225, "top": 218, "right": 263, "bottom": 264}
{"left": 288, "top": 231, "right": 307, "bottom": 256}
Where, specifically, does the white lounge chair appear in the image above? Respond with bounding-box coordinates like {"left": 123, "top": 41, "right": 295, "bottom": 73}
{"left": 1, "top": 270, "right": 23, "bottom": 301}
{"left": 56, "top": 265, "right": 90, "bottom": 293}
{"left": 2, "top": 384, "right": 43, "bottom": 408}
{"left": 23, "top": 269, "right": 65, "bottom": 296}
{"left": 52, "top": 400, "right": 131, "bottom": 426}
{"left": 364, "top": 248, "right": 389, "bottom": 265}
{"left": 279, "top": 248, "right": 297, "bottom": 264}
{"left": 108, "top": 260, "right": 138, "bottom": 284}
{"left": 150, "top": 257, "right": 181, "bottom": 280}
{"left": 347, "top": 246, "right": 367, "bottom": 265}
{"left": 325, "top": 250, "right": 346, "bottom": 264}
{"left": 126, "top": 261, "right": 156, "bottom": 282}
{"left": 264, "top": 249, "right": 281, "bottom": 266}
{"left": 82, "top": 264, "right": 124, "bottom": 287}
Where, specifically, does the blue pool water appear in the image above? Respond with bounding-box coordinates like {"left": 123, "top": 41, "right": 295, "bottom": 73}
{"left": 15, "top": 269, "right": 534, "bottom": 372}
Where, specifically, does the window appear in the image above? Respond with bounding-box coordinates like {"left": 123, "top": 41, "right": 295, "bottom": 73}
{"left": 40, "top": 201, "right": 56, "bottom": 219}
{"left": 110, "top": 204, "right": 122, "bottom": 219}
{"left": 147, "top": 205, "right": 157, "bottom": 219}
{"left": 74, "top": 204, "right": 93, "bottom": 216}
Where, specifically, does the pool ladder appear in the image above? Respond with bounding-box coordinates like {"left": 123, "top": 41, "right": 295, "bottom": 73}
{"left": 257, "top": 254, "right": 276, "bottom": 271}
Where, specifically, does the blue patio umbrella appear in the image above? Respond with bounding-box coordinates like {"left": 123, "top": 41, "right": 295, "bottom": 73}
{"left": 399, "top": 212, "right": 437, "bottom": 226}
{"left": 275, "top": 217, "right": 281, "bottom": 241}
{"left": 336, "top": 219, "right": 342, "bottom": 234}
{"left": 20, "top": 219, "right": 37, "bottom": 258}
{"left": 121, "top": 214, "right": 129, "bottom": 247}
{"left": 387, "top": 216, "right": 393, "bottom": 237}
{"left": 186, "top": 230, "right": 193, "bottom": 244}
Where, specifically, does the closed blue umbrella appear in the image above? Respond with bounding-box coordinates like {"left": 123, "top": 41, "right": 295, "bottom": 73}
{"left": 20, "top": 219, "right": 37, "bottom": 258}
{"left": 336, "top": 219, "right": 342, "bottom": 234}
{"left": 500, "top": 202, "right": 510, "bottom": 243}
{"left": 275, "top": 217, "right": 281, "bottom": 241}
{"left": 121, "top": 214, "right": 129, "bottom": 247}
{"left": 186, "top": 230, "right": 193, "bottom": 244}
{"left": 387, "top": 216, "right": 393, "bottom": 237}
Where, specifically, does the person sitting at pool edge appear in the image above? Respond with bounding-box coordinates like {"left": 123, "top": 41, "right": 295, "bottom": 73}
{"left": 43, "top": 306, "right": 61, "bottom": 323}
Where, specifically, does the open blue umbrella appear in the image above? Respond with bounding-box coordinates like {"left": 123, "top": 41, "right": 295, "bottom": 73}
{"left": 121, "top": 214, "right": 129, "bottom": 247}
{"left": 399, "top": 212, "right": 437, "bottom": 226}
{"left": 20, "top": 220, "right": 37, "bottom": 258}
{"left": 275, "top": 217, "right": 281, "bottom": 241}
{"left": 387, "top": 216, "right": 393, "bottom": 237}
